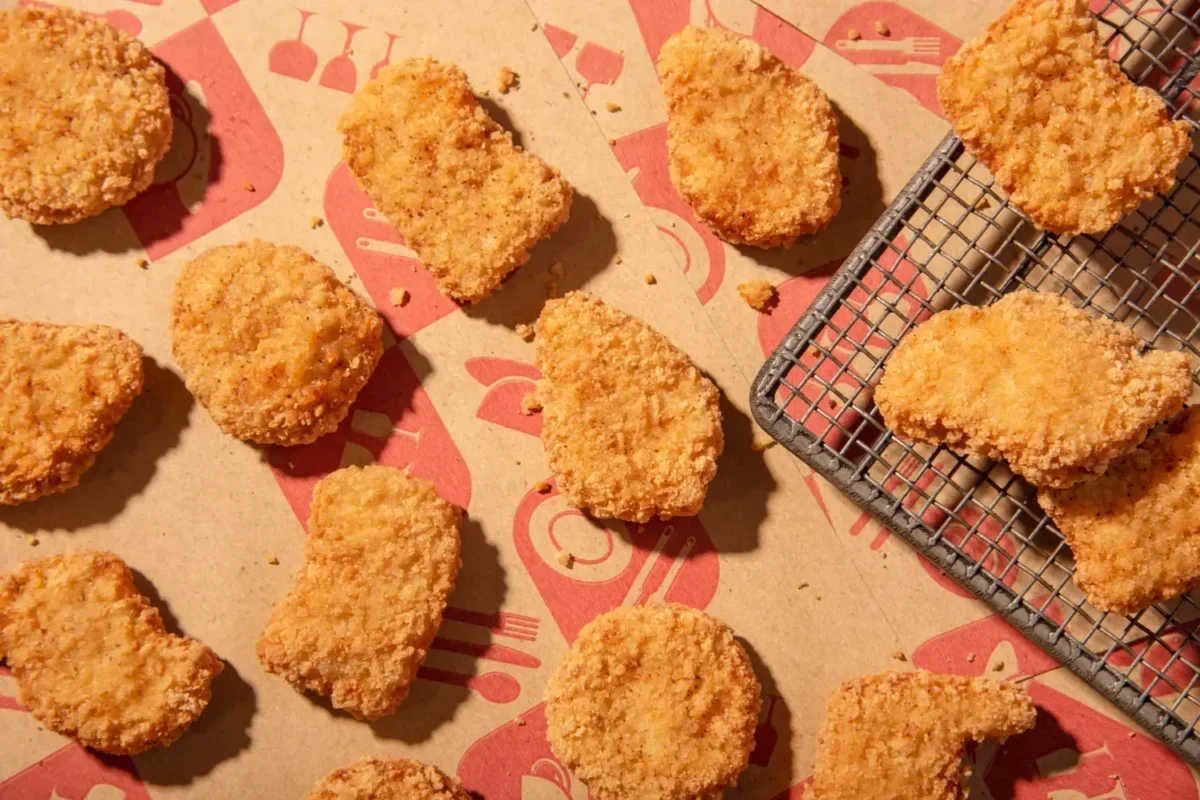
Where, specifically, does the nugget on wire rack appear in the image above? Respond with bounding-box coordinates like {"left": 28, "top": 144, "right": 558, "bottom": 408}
{"left": 0, "top": 6, "right": 172, "bottom": 224}
{"left": 306, "top": 758, "right": 470, "bottom": 800}
{"left": 536, "top": 292, "right": 723, "bottom": 522}
{"left": 339, "top": 57, "right": 573, "bottom": 303}
{"left": 876, "top": 292, "right": 1192, "bottom": 488}
{"left": 546, "top": 604, "right": 761, "bottom": 800}
{"left": 1041, "top": 407, "right": 1200, "bottom": 614}
{"left": 657, "top": 26, "right": 841, "bottom": 248}
{"left": 257, "top": 466, "right": 462, "bottom": 719}
{"left": 170, "top": 241, "right": 382, "bottom": 446}
{"left": 0, "top": 551, "right": 223, "bottom": 754}
{"left": 0, "top": 320, "right": 143, "bottom": 505}
{"left": 811, "top": 671, "right": 1035, "bottom": 800}
{"left": 937, "top": 0, "right": 1190, "bottom": 234}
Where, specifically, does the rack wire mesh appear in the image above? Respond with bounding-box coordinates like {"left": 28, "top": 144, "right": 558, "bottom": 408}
{"left": 752, "top": 0, "right": 1200, "bottom": 765}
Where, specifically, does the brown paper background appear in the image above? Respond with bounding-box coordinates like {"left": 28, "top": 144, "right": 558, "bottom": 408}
{"left": 0, "top": 0, "right": 1196, "bottom": 797}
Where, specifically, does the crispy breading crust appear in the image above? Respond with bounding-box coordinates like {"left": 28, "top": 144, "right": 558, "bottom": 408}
{"left": 876, "top": 292, "right": 1192, "bottom": 488}
{"left": 657, "top": 26, "right": 841, "bottom": 248}
{"left": 170, "top": 240, "right": 382, "bottom": 446}
{"left": 535, "top": 292, "right": 724, "bottom": 522}
{"left": 0, "top": 551, "right": 223, "bottom": 755}
{"left": 737, "top": 279, "right": 776, "bottom": 311}
{"left": 546, "top": 604, "right": 761, "bottom": 800}
{"left": 0, "top": 7, "right": 172, "bottom": 224}
{"left": 339, "top": 57, "right": 573, "bottom": 303}
{"left": 937, "top": 0, "right": 1191, "bottom": 234}
{"left": 811, "top": 671, "right": 1036, "bottom": 800}
{"left": 1041, "top": 407, "right": 1200, "bottom": 613}
{"left": 0, "top": 320, "right": 143, "bottom": 505}
{"left": 257, "top": 466, "right": 462, "bottom": 719}
{"left": 306, "top": 758, "right": 470, "bottom": 800}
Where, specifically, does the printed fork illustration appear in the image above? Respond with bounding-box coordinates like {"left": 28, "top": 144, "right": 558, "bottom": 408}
{"left": 836, "top": 36, "right": 940, "bottom": 57}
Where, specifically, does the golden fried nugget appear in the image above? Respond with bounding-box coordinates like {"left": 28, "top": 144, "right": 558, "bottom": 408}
{"left": 257, "top": 466, "right": 462, "bottom": 719}
{"left": 0, "top": 320, "right": 143, "bottom": 505}
{"left": 811, "top": 671, "right": 1035, "bottom": 800}
{"left": 0, "top": 551, "right": 223, "bottom": 754}
{"left": 171, "top": 240, "right": 382, "bottom": 446}
{"left": 339, "top": 57, "right": 573, "bottom": 303}
{"left": 536, "top": 292, "right": 723, "bottom": 522}
{"left": 0, "top": 7, "right": 172, "bottom": 224}
{"left": 657, "top": 26, "right": 841, "bottom": 248}
{"left": 1041, "top": 407, "right": 1200, "bottom": 613}
{"left": 306, "top": 758, "right": 470, "bottom": 800}
{"left": 877, "top": 292, "right": 1192, "bottom": 488}
{"left": 546, "top": 604, "right": 761, "bottom": 800}
{"left": 937, "top": 0, "right": 1191, "bottom": 234}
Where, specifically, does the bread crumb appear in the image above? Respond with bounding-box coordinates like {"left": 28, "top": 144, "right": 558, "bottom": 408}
{"left": 891, "top": 650, "right": 908, "bottom": 662}
{"left": 496, "top": 66, "right": 518, "bottom": 94}
{"left": 389, "top": 287, "right": 409, "bottom": 307}
{"left": 516, "top": 323, "right": 536, "bottom": 342}
{"left": 1127, "top": 730, "right": 1136, "bottom": 738}
{"left": 643, "top": 272, "right": 657, "bottom": 285}
{"left": 517, "top": 718, "right": 527, "bottom": 726}
{"left": 992, "top": 661, "right": 1005, "bottom": 672}
{"left": 267, "top": 555, "right": 280, "bottom": 566}
{"left": 549, "top": 261, "right": 564, "bottom": 277}
{"left": 534, "top": 480, "right": 552, "bottom": 494}
{"left": 521, "top": 393, "right": 542, "bottom": 415}
{"left": 875, "top": 20, "right": 890, "bottom": 36}
{"left": 975, "top": 195, "right": 992, "bottom": 210}
{"left": 737, "top": 280, "right": 776, "bottom": 311}
{"left": 751, "top": 437, "right": 776, "bottom": 453}
{"left": 555, "top": 549, "right": 574, "bottom": 568}
{"left": 966, "top": 652, "right": 976, "bottom": 663}
{"left": 135, "top": 257, "right": 149, "bottom": 269}
{"left": 242, "top": 181, "right": 255, "bottom": 192}
{"left": 310, "top": 216, "right": 324, "bottom": 229}
{"left": 608, "top": 137, "right": 616, "bottom": 146}
{"left": 605, "top": 100, "right": 621, "bottom": 112}
{"left": 814, "top": 594, "right": 822, "bottom": 601}
{"left": 615, "top": 256, "right": 623, "bottom": 265}
{"left": 347, "top": 48, "right": 354, "bottom": 56}
{"left": 847, "top": 28, "right": 862, "bottom": 40}
{"left": 25, "top": 535, "right": 38, "bottom": 547}
{"left": 530, "top": 21, "right": 538, "bottom": 31}
{"left": 798, "top": 581, "right": 809, "bottom": 590}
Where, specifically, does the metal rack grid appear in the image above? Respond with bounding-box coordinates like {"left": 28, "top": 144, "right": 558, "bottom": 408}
{"left": 751, "top": 0, "right": 1200, "bottom": 765}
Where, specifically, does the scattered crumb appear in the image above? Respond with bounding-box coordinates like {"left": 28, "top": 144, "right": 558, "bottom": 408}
{"left": 478, "top": 88, "right": 491, "bottom": 98}
{"left": 310, "top": 216, "right": 324, "bottom": 229}
{"left": 496, "top": 66, "right": 518, "bottom": 94}
{"left": 516, "top": 323, "right": 536, "bottom": 342}
{"left": 517, "top": 718, "right": 527, "bottom": 726}
{"left": 590, "top": 109, "right": 597, "bottom": 116}
{"left": 615, "top": 256, "right": 623, "bottom": 265}
{"left": 25, "top": 535, "right": 38, "bottom": 547}
{"left": 267, "top": 556, "right": 280, "bottom": 566}
{"left": 751, "top": 437, "right": 776, "bottom": 453}
{"left": 891, "top": 650, "right": 908, "bottom": 662}
{"left": 975, "top": 195, "right": 991, "bottom": 211}
{"left": 881, "top": 552, "right": 888, "bottom": 559}
{"left": 549, "top": 261, "right": 564, "bottom": 277}
{"left": 605, "top": 101, "right": 621, "bottom": 112}
{"left": 546, "top": 279, "right": 560, "bottom": 298}
{"left": 967, "top": 653, "right": 976, "bottom": 663}
{"left": 562, "top": 91, "right": 571, "bottom": 99}
{"left": 135, "top": 257, "right": 149, "bottom": 269}
{"left": 534, "top": 480, "right": 552, "bottom": 494}
{"left": 346, "top": 48, "right": 354, "bottom": 56}
{"left": 389, "top": 287, "right": 409, "bottom": 307}
{"left": 815, "top": 594, "right": 822, "bottom": 601}
{"left": 737, "top": 280, "right": 776, "bottom": 311}
{"left": 521, "top": 393, "right": 542, "bottom": 415}
{"left": 555, "top": 549, "right": 574, "bottom": 568}
{"left": 288, "top": 461, "right": 296, "bottom": 470}
{"left": 847, "top": 28, "right": 862, "bottom": 40}
{"left": 875, "top": 20, "right": 890, "bottom": 36}
{"left": 242, "top": 181, "right": 255, "bottom": 192}
{"left": 643, "top": 272, "right": 657, "bottom": 285}
{"left": 530, "top": 21, "right": 538, "bottom": 31}
{"left": 1127, "top": 730, "right": 1136, "bottom": 738}
{"left": 608, "top": 137, "right": 616, "bottom": 146}
{"left": 992, "top": 661, "right": 1005, "bottom": 672}
{"left": 798, "top": 582, "right": 810, "bottom": 590}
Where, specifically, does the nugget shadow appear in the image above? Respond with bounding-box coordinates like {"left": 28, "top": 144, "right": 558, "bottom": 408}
{"left": 728, "top": 638, "right": 792, "bottom": 800}
{"left": 34, "top": 64, "right": 219, "bottom": 256}
{"left": 973, "top": 702, "right": 1074, "bottom": 800}
{"left": 697, "top": 390, "right": 777, "bottom": 554}
{"left": 477, "top": 96, "right": 525, "bottom": 151}
{"left": 0, "top": 357, "right": 194, "bottom": 533}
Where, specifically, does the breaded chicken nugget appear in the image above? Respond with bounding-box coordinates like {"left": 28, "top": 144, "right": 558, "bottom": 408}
{"left": 306, "top": 758, "right": 470, "bottom": 800}
{"left": 339, "top": 57, "right": 573, "bottom": 303}
{"left": 1041, "top": 407, "right": 1200, "bottom": 614}
{"left": 0, "top": 551, "right": 223, "bottom": 754}
{"left": 536, "top": 292, "right": 723, "bottom": 522}
{"left": 657, "top": 26, "right": 841, "bottom": 248}
{"left": 876, "top": 292, "right": 1192, "bottom": 488}
{"left": 257, "top": 466, "right": 462, "bottom": 719}
{"left": 938, "top": 0, "right": 1191, "bottom": 234}
{"left": 0, "top": 319, "right": 143, "bottom": 505}
{"left": 811, "top": 671, "right": 1035, "bottom": 800}
{"left": 171, "top": 241, "right": 382, "bottom": 446}
{"left": 0, "top": 6, "right": 172, "bottom": 224}
{"left": 546, "top": 604, "right": 761, "bottom": 800}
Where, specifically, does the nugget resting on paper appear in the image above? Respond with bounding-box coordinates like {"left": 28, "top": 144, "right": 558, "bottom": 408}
{"left": 0, "top": 6, "right": 172, "bottom": 224}
{"left": 535, "top": 292, "right": 723, "bottom": 522}
{"left": 546, "top": 604, "right": 761, "bottom": 800}
{"left": 876, "top": 292, "right": 1192, "bottom": 488}
{"left": 0, "top": 551, "right": 223, "bottom": 754}
{"left": 170, "top": 241, "right": 382, "bottom": 446}
{"left": 811, "top": 671, "right": 1036, "bottom": 800}
{"left": 0, "top": 320, "right": 143, "bottom": 505}
{"left": 257, "top": 466, "right": 462, "bottom": 719}
{"left": 1041, "top": 407, "right": 1200, "bottom": 614}
{"left": 937, "top": 0, "right": 1191, "bottom": 234}
{"left": 339, "top": 57, "right": 573, "bottom": 302}
{"left": 657, "top": 26, "right": 841, "bottom": 248}
{"left": 306, "top": 758, "right": 471, "bottom": 800}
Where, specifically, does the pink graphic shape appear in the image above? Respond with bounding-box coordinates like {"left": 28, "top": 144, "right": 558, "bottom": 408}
{"left": 123, "top": 18, "right": 283, "bottom": 261}
{"left": 268, "top": 9, "right": 318, "bottom": 82}
{"left": 200, "top": 0, "right": 241, "bottom": 12}
{"left": 370, "top": 32, "right": 399, "bottom": 80}
{"left": 467, "top": 357, "right": 543, "bottom": 437}
{"left": 430, "top": 636, "right": 541, "bottom": 669}
{"left": 442, "top": 607, "right": 541, "bottom": 642}
{"left": 324, "top": 163, "right": 460, "bottom": 340}
{"left": 318, "top": 21, "right": 364, "bottom": 93}
{"left": 770, "top": 778, "right": 813, "bottom": 799}
{"left": 0, "top": 744, "right": 151, "bottom": 800}
{"left": 912, "top": 615, "right": 1059, "bottom": 679}
{"left": 576, "top": 42, "right": 625, "bottom": 94}
{"left": 458, "top": 703, "right": 593, "bottom": 800}
{"left": 542, "top": 23, "right": 578, "bottom": 59}
{"left": 417, "top": 667, "right": 521, "bottom": 704}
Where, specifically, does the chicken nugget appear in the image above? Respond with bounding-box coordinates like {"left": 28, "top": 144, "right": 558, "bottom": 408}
{"left": 937, "top": 0, "right": 1191, "bottom": 234}
{"left": 339, "top": 57, "right": 573, "bottom": 303}
{"left": 0, "top": 550, "right": 223, "bottom": 754}
{"left": 811, "top": 671, "right": 1035, "bottom": 800}
{"left": 257, "top": 466, "right": 462, "bottom": 719}
{"left": 545, "top": 603, "right": 761, "bottom": 800}
{"left": 657, "top": 26, "right": 841, "bottom": 248}
{"left": 170, "top": 240, "right": 382, "bottom": 446}
{"left": 0, "top": 6, "right": 172, "bottom": 224}
{"left": 306, "top": 758, "right": 470, "bottom": 800}
{"left": 876, "top": 292, "right": 1192, "bottom": 488}
{"left": 0, "top": 319, "right": 143, "bottom": 505}
{"left": 536, "top": 292, "right": 723, "bottom": 522}
{"left": 1040, "top": 407, "right": 1200, "bottom": 614}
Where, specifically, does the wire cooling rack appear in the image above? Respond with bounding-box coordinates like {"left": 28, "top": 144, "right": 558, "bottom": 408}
{"left": 752, "top": 0, "right": 1200, "bottom": 765}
